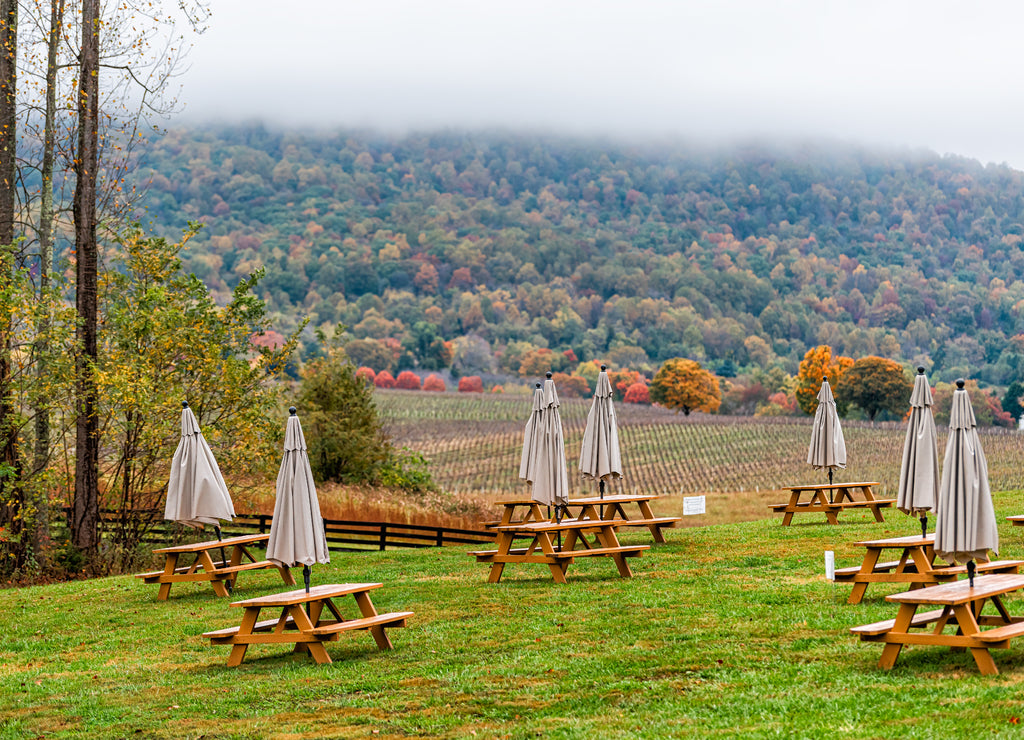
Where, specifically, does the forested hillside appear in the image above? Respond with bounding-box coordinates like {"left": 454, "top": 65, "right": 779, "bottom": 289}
{"left": 132, "top": 126, "right": 1024, "bottom": 387}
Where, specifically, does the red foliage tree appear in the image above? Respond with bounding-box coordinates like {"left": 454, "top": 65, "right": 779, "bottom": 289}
{"left": 491, "top": 384, "right": 504, "bottom": 393}
{"left": 623, "top": 382, "right": 650, "bottom": 404}
{"left": 551, "top": 372, "right": 590, "bottom": 398}
{"left": 395, "top": 370, "right": 422, "bottom": 390}
{"left": 458, "top": 376, "right": 484, "bottom": 393}
{"left": 355, "top": 366, "right": 376, "bottom": 384}
{"left": 373, "top": 370, "right": 396, "bottom": 389}
{"left": 423, "top": 374, "right": 446, "bottom": 392}
{"left": 607, "top": 369, "right": 645, "bottom": 401}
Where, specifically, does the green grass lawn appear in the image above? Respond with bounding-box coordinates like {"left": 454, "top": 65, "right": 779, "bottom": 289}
{"left": 6, "top": 494, "right": 1024, "bottom": 739}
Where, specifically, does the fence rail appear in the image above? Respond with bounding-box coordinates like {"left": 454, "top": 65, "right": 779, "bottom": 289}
{"left": 77, "top": 509, "right": 497, "bottom": 552}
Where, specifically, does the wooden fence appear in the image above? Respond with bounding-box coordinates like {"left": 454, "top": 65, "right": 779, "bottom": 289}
{"left": 79, "top": 509, "right": 496, "bottom": 552}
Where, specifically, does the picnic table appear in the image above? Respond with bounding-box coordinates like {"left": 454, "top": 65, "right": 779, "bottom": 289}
{"left": 135, "top": 533, "right": 294, "bottom": 600}
{"left": 469, "top": 515, "right": 649, "bottom": 584}
{"left": 834, "top": 533, "right": 1023, "bottom": 604}
{"left": 203, "top": 583, "right": 413, "bottom": 666}
{"left": 487, "top": 494, "right": 681, "bottom": 543}
{"left": 768, "top": 481, "right": 894, "bottom": 525}
{"left": 851, "top": 573, "right": 1024, "bottom": 675}
{"left": 1008, "top": 516, "right": 1024, "bottom": 526}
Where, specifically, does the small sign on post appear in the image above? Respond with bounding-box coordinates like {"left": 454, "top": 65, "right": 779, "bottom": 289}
{"left": 683, "top": 496, "right": 706, "bottom": 516}
{"left": 825, "top": 550, "right": 835, "bottom": 581}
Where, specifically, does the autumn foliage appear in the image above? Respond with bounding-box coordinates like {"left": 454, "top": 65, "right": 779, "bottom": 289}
{"left": 355, "top": 366, "right": 376, "bottom": 384}
{"left": 457, "top": 376, "right": 484, "bottom": 393}
{"left": 395, "top": 371, "right": 422, "bottom": 390}
{"left": 373, "top": 370, "right": 396, "bottom": 389}
{"left": 422, "top": 374, "right": 446, "bottom": 392}
{"left": 551, "top": 372, "right": 590, "bottom": 398}
{"left": 796, "top": 345, "right": 854, "bottom": 416}
{"left": 623, "top": 382, "right": 650, "bottom": 404}
{"left": 649, "top": 358, "right": 721, "bottom": 415}
{"left": 833, "top": 356, "right": 912, "bottom": 421}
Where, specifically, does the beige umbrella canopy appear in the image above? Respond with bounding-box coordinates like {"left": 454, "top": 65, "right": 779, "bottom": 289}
{"left": 266, "top": 407, "right": 330, "bottom": 592}
{"left": 519, "top": 382, "right": 544, "bottom": 488}
{"left": 531, "top": 373, "right": 570, "bottom": 517}
{"left": 579, "top": 365, "right": 622, "bottom": 499}
{"left": 807, "top": 376, "right": 847, "bottom": 501}
{"left": 934, "top": 379, "right": 999, "bottom": 586}
{"left": 897, "top": 367, "right": 939, "bottom": 537}
{"left": 164, "top": 401, "right": 235, "bottom": 532}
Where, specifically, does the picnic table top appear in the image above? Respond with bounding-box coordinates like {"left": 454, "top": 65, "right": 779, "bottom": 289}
{"left": 152, "top": 532, "right": 269, "bottom": 554}
{"left": 493, "top": 494, "right": 659, "bottom": 507}
{"left": 491, "top": 518, "right": 626, "bottom": 534}
{"left": 886, "top": 573, "right": 1024, "bottom": 605}
{"left": 230, "top": 583, "right": 383, "bottom": 608}
{"left": 787, "top": 481, "right": 881, "bottom": 491}
{"left": 854, "top": 533, "right": 934, "bottom": 547}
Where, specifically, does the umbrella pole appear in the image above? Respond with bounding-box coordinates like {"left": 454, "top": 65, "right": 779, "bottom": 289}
{"left": 215, "top": 525, "right": 232, "bottom": 595}
{"left": 967, "top": 559, "right": 976, "bottom": 589}
{"left": 920, "top": 515, "right": 928, "bottom": 538}
{"left": 827, "top": 469, "right": 833, "bottom": 504}
{"left": 599, "top": 479, "right": 605, "bottom": 518}
{"left": 303, "top": 564, "right": 311, "bottom": 594}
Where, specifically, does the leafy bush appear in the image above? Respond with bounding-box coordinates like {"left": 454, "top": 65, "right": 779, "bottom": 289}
{"left": 374, "top": 370, "right": 396, "bottom": 388}
{"left": 423, "top": 374, "right": 446, "bottom": 392}
{"left": 623, "top": 382, "right": 650, "bottom": 404}
{"left": 395, "top": 371, "right": 422, "bottom": 390}
{"left": 356, "top": 366, "right": 376, "bottom": 384}
{"left": 378, "top": 449, "right": 437, "bottom": 493}
{"left": 457, "top": 376, "right": 483, "bottom": 393}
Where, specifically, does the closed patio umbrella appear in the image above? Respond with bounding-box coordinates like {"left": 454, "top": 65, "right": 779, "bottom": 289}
{"left": 266, "top": 407, "right": 330, "bottom": 593}
{"left": 532, "top": 373, "right": 570, "bottom": 525}
{"left": 579, "top": 365, "right": 622, "bottom": 500}
{"left": 164, "top": 401, "right": 235, "bottom": 533}
{"left": 807, "top": 376, "right": 847, "bottom": 502}
{"left": 934, "top": 379, "right": 999, "bottom": 587}
{"left": 897, "top": 367, "right": 939, "bottom": 537}
{"left": 519, "top": 382, "right": 544, "bottom": 489}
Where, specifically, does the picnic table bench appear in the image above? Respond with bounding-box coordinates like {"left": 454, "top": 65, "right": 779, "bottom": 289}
{"left": 768, "top": 481, "right": 894, "bottom": 525}
{"left": 834, "top": 533, "right": 1023, "bottom": 604}
{"left": 851, "top": 573, "right": 1024, "bottom": 675}
{"left": 135, "top": 533, "right": 294, "bottom": 600}
{"left": 469, "top": 516, "right": 649, "bottom": 583}
{"left": 487, "top": 494, "right": 681, "bottom": 543}
{"left": 203, "top": 582, "right": 412, "bottom": 666}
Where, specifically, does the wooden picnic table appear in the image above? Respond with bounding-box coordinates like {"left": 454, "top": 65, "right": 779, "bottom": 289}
{"left": 1008, "top": 516, "right": 1024, "bottom": 526}
{"left": 488, "top": 493, "right": 681, "bottom": 543}
{"left": 469, "top": 513, "right": 650, "bottom": 584}
{"left": 834, "top": 533, "right": 1023, "bottom": 604}
{"left": 851, "top": 573, "right": 1024, "bottom": 675}
{"left": 203, "top": 583, "right": 413, "bottom": 666}
{"left": 768, "top": 481, "right": 894, "bottom": 525}
{"left": 135, "top": 533, "right": 294, "bottom": 600}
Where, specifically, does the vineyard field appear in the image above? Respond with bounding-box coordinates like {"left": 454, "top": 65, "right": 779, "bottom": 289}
{"left": 377, "top": 389, "right": 1024, "bottom": 498}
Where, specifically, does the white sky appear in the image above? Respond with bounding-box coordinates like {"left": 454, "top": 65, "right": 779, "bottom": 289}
{"left": 177, "top": 0, "right": 1024, "bottom": 169}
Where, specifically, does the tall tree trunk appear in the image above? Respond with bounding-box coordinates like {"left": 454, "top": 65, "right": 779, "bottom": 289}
{"left": 30, "top": 0, "right": 66, "bottom": 565}
{"left": 73, "top": 0, "right": 100, "bottom": 558}
{"left": 0, "top": 0, "right": 22, "bottom": 569}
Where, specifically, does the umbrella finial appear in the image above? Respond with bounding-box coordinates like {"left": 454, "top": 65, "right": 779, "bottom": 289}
{"left": 182, "top": 400, "right": 189, "bottom": 408}
{"left": 822, "top": 376, "right": 828, "bottom": 382}
{"left": 955, "top": 378, "right": 965, "bottom": 390}
{"left": 917, "top": 366, "right": 925, "bottom": 374}
{"left": 600, "top": 364, "right": 607, "bottom": 371}
{"left": 536, "top": 382, "right": 541, "bottom": 388}
{"left": 546, "top": 371, "right": 552, "bottom": 379}
{"left": 289, "top": 406, "right": 297, "bottom": 416}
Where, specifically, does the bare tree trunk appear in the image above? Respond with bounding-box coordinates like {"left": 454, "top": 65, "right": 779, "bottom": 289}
{"left": 30, "top": 0, "right": 67, "bottom": 564}
{"left": 0, "top": 0, "right": 22, "bottom": 569}
{"left": 73, "top": 0, "right": 100, "bottom": 558}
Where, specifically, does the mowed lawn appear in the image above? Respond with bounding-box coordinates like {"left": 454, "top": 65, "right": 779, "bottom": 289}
{"left": 6, "top": 495, "right": 1024, "bottom": 739}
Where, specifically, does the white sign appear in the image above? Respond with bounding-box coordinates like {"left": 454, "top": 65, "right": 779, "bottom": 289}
{"left": 825, "top": 550, "right": 836, "bottom": 581}
{"left": 683, "top": 496, "right": 706, "bottom": 516}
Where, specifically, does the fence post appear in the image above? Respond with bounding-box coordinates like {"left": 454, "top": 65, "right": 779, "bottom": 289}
{"left": 437, "top": 528, "right": 444, "bottom": 547}
{"left": 379, "top": 524, "right": 387, "bottom": 551}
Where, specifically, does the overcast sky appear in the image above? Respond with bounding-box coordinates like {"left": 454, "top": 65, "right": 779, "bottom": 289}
{"left": 178, "top": 0, "right": 1024, "bottom": 169}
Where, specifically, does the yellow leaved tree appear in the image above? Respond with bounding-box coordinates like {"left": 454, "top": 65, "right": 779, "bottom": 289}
{"left": 649, "top": 358, "right": 721, "bottom": 415}
{"left": 796, "top": 345, "right": 854, "bottom": 416}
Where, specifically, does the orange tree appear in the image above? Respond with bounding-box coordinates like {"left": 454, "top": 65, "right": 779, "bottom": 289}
{"left": 795, "top": 345, "right": 854, "bottom": 415}
{"left": 833, "top": 356, "right": 912, "bottom": 421}
{"left": 649, "top": 358, "right": 721, "bottom": 415}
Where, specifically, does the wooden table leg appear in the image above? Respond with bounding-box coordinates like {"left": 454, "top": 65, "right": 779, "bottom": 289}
{"left": 638, "top": 500, "right": 667, "bottom": 543}
{"left": 952, "top": 604, "right": 998, "bottom": 675}
{"left": 278, "top": 566, "right": 295, "bottom": 586}
{"left": 547, "top": 562, "right": 568, "bottom": 583}
{"left": 227, "top": 607, "right": 259, "bottom": 667}
{"left": 199, "top": 550, "right": 230, "bottom": 597}
{"left": 157, "top": 553, "right": 178, "bottom": 601}
{"left": 879, "top": 604, "right": 916, "bottom": 669}
{"left": 848, "top": 548, "right": 882, "bottom": 605}
{"left": 782, "top": 492, "right": 798, "bottom": 526}
{"left": 354, "top": 592, "right": 394, "bottom": 650}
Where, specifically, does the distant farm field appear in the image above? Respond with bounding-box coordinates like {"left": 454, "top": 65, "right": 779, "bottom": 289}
{"left": 377, "top": 389, "right": 1024, "bottom": 499}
